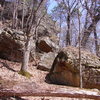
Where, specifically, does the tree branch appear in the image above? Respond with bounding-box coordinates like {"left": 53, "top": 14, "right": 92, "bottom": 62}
{"left": 0, "top": 88, "right": 99, "bottom": 99}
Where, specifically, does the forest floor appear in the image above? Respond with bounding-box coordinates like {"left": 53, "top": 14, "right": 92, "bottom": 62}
{"left": 0, "top": 59, "right": 100, "bottom": 100}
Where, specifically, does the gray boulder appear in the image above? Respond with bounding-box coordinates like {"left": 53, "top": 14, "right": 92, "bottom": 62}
{"left": 37, "top": 52, "right": 57, "bottom": 71}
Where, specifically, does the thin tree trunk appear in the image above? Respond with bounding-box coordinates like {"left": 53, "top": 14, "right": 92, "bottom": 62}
{"left": 15, "top": 1, "right": 18, "bottom": 29}
{"left": 0, "top": 4, "right": 3, "bottom": 21}
{"left": 59, "top": 14, "right": 62, "bottom": 47}
{"left": 66, "top": 14, "right": 71, "bottom": 46}
{"left": 94, "top": 26, "right": 99, "bottom": 56}
{"left": 22, "top": 0, "right": 25, "bottom": 30}
{"left": 77, "top": 8, "right": 82, "bottom": 88}
{"left": 12, "top": 4, "right": 16, "bottom": 29}
{"left": 12, "top": 0, "right": 18, "bottom": 29}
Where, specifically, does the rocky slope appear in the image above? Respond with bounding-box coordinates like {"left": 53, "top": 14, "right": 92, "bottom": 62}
{"left": 0, "top": 58, "right": 100, "bottom": 100}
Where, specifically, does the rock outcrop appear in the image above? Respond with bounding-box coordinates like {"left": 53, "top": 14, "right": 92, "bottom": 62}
{"left": 36, "top": 36, "right": 59, "bottom": 71}
{"left": 46, "top": 46, "right": 100, "bottom": 89}
{"left": 0, "top": 28, "right": 59, "bottom": 63}
{"left": 0, "top": 28, "right": 23, "bottom": 62}
{"left": 37, "top": 52, "right": 57, "bottom": 71}
{"left": 36, "top": 36, "right": 59, "bottom": 53}
{"left": 0, "top": 28, "right": 35, "bottom": 62}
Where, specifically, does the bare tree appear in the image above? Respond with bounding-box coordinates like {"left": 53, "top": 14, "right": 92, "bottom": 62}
{"left": 19, "top": 0, "right": 46, "bottom": 77}
{"left": 81, "top": 0, "right": 100, "bottom": 52}
{"left": 51, "top": 3, "right": 64, "bottom": 46}
{"left": 12, "top": 0, "right": 19, "bottom": 29}
{"left": 77, "top": 3, "right": 82, "bottom": 88}
{"left": 62, "top": 0, "right": 78, "bottom": 46}
{"left": 93, "top": 22, "right": 99, "bottom": 56}
{"left": 54, "top": 0, "right": 78, "bottom": 46}
{"left": 0, "top": 2, "right": 4, "bottom": 21}
{"left": 21, "top": 0, "right": 26, "bottom": 30}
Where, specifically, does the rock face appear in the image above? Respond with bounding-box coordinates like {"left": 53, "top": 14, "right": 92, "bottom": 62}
{"left": 36, "top": 37, "right": 59, "bottom": 71}
{"left": 36, "top": 37, "right": 59, "bottom": 53}
{"left": 37, "top": 52, "right": 57, "bottom": 71}
{"left": 46, "top": 46, "right": 100, "bottom": 89}
{"left": 0, "top": 28, "right": 35, "bottom": 62}
{"left": 0, "top": 28, "right": 23, "bottom": 62}
{"left": 0, "top": 27, "right": 59, "bottom": 62}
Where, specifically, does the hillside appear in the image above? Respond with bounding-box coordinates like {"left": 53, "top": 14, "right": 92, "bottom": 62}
{"left": 0, "top": 0, "right": 100, "bottom": 100}
{"left": 0, "top": 58, "right": 100, "bottom": 100}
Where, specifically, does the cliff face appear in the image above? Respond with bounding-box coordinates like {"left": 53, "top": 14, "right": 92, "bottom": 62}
{"left": 46, "top": 46, "right": 100, "bottom": 89}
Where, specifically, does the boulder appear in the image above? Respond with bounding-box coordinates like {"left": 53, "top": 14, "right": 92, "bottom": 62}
{"left": 46, "top": 46, "right": 100, "bottom": 89}
{"left": 37, "top": 52, "right": 57, "bottom": 71}
{"left": 36, "top": 36, "right": 59, "bottom": 53}
{"left": 0, "top": 28, "right": 35, "bottom": 62}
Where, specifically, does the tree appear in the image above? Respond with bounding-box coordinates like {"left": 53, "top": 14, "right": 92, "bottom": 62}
{"left": 54, "top": 0, "right": 78, "bottom": 46}
{"left": 12, "top": 0, "right": 19, "bottom": 29}
{"left": 51, "top": 2, "right": 65, "bottom": 46}
{"left": 21, "top": 0, "right": 26, "bottom": 30}
{"left": 77, "top": 3, "right": 82, "bottom": 88}
{"left": 19, "top": 0, "right": 46, "bottom": 77}
{"left": 81, "top": 0, "right": 100, "bottom": 53}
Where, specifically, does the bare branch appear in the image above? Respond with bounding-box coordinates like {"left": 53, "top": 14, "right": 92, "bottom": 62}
{"left": 70, "top": 0, "right": 76, "bottom": 9}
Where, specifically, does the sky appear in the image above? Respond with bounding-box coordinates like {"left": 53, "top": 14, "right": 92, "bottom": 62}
{"left": 5, "top": 0, "right": 57, "bottom": 13}
{"left": 47, "top": 0, "right": 57, "bottom": 14}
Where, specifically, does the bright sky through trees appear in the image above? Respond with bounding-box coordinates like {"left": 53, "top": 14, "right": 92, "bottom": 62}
{"left": 47, "top": 0, "right": 57, "bottom": 14}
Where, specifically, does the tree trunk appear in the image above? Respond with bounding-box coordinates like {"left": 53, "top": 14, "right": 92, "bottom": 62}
{"left": 81, "top": 14, "right": 100, "bottom": 48}
{"left": 21, "top": 36, "right": 33, "bottom": 71}
{"left": 0, "top": 87, "right": 99, "bottom": 99}
{"left": 19, "top": 0, "right": 45, "bottom": 77}
{"left": 12, "top": 0, "right": 18, "bottom": 29}
{"left": 94, "top": 26, "right": 99, "bottom": 56}
{"left": 81, "top": 24, "right": 94, "bottom": 48}
{"left": 19, "top": 35, "right": 33, "bottom": 78}
{"left": 0, "top": 3, "right": 3, "bottom": 21}
{"left": 77, "top": 8, "right": 82, "bottom": 88}
{"left": 12, "top": 4, "right": 16, "bottom": 29}
{"left": 66, "top": 14, "right": 71, "bottom": 46}
{"left": 22, "top": 0, "right": 25, "bottom": 30}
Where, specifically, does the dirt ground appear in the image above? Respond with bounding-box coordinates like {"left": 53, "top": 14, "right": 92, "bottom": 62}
{"left": 0, "top": 59, "right": 99, "bottom": 100}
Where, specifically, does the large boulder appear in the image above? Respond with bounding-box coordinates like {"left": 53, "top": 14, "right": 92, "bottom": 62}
{"left": 0, "top": 28, "right": 35, "bottom": 62}
{"left": 0, "top": 28, "right": 23, "bottom": 62}
{"left": 46, "top": 46, "right": 100, "bottom": 89}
